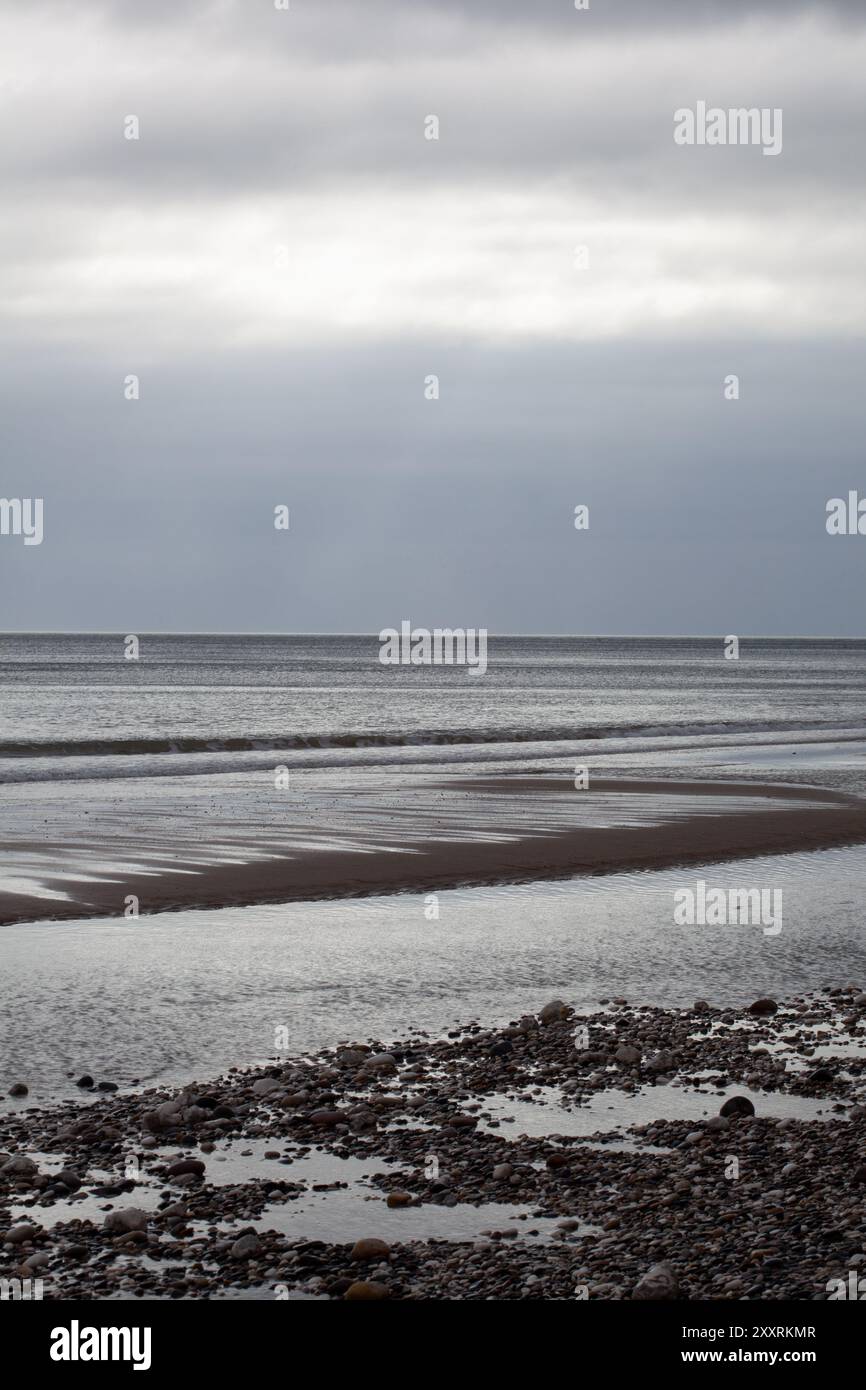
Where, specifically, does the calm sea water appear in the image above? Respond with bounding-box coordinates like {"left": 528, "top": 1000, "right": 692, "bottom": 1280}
{"left": 3, "top": 846, "right": 866, "bottom": 1103}
{"left": 2, "top": 633, "right": 866, "bottom": 785}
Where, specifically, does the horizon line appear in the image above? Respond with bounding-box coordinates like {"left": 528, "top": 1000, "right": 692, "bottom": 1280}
{"left": 0, "top": 630, "right": 864, "bottom": 642}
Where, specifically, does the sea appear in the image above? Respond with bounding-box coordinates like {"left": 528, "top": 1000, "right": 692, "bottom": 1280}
{"left": 2, "top": 633, "right": 866, "bottom": 1102}
{"left": 3, "top": 631, "right": 866, "bottom": 783}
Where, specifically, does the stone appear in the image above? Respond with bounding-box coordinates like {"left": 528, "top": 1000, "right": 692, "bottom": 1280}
{"left": 310, "top": 1109, "right": 342, "bottom": 1128}
{"left": 22, "top": 1252, "right": 50, "bottom": 1270}
{"left": 614, "top": 1044, "right": 641, "bottom": 1064}
{"left": 350, "top": 1238, "right": 390, "bottom": 1261}
{"left": 142, "top": 1098, "right": 184, "bottom": 1131}
{"left": 362, "top": 1053, "right": 397, "bottom": 1075}
{"left": 103, "top": 1208, "right": 148, "bottom": 1234}
{"left": 539, "top": 1000, "right": 571, "bottom": 1024}
{"left": 8, "top": 1083, "right": 28, "bottom": 1097}
{"left": 167, "top": 1158, "right": 206, "bottom": 1178}
{"left": 386, "top": 1191, "right": 412, "bottom": 1208}
{"left": 230, "top": 1232, "right": 262, "bottom": 1259}
{"left": 748, "top": 999, "right": 778, "bottom": 1015}
{"left": 720, "top": 1096, "right": 756, "bottom": 1118}
{"left": 348, "top": 1106, "right": 377, "bottom": 1134}
{"left": 632, "top": 1260, "right": 679, "bottom": 1300}
{"left": 162, "top": 1202, "right": 189, "bottom": 1218}
{"left": 75, "top": 1075, "right": 94, "bottom": 1088}
{"left": 1, "top": 1155, "right": 39, "bottom": 1177}
{"left": 4, "top": 1223, "right": 39, "bottom": 1245}
{"left": 336, "top": 1048, "right": 368, "bottom": 1067}
{"left": 647, "top": 1049, "right": 676, "bottom": 1073}
{"left": 344, "top": 1280, "right": 389, "bottom": 1300}
{"left": 251, "top": 1078, "right": 281, "bottom": 1096}
{"left": 492, "top": 1163, "right": 513, "bottom": 1180}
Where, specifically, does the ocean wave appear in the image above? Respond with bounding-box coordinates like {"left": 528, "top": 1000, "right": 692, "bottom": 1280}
{"left": 0, "top": 718, "right": 863, "bottom": 760}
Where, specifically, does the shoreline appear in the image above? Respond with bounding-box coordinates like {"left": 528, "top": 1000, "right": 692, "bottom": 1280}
{"left": 3, "top": 988, "right": 866, "bottom": 1301}
{"left": 3, "top": 775, "right": 866, "bottom": 927}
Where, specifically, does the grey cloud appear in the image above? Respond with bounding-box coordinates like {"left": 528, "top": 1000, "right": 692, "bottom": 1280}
{"left": 19, "top": 0, "right": 866, "bottom": 39}
{"left": 1, "top": 1, "right": 863, "bottom": 205}
{"left": 0, "top": 1, "right": 863, "bottom": 636}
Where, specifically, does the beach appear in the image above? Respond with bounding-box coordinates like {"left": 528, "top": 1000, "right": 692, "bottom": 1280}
{"left": 3, "top": 988, "right": 866, "bottom": 1301}
{"left": 3, "top": 634, "right": 866, "bottom": 1302}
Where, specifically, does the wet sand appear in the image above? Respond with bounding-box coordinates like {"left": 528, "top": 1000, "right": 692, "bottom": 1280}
{"left": 1, "top": 775, "right": 866, "bottom": 925}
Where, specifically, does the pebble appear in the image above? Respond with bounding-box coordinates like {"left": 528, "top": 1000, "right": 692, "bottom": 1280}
{"left": 4, "top": 1223, "right": 40, "bottom": 1245}
{"left": 351, "top": 1238, "right": 390, "bottom": 1261}
{"left": 103, "top": 1208, "right": 148, "bottom": 1234}
{"left": 539, "top": 1000, "right": 572, "bottom": 1024}
{"left": 1, "top": 1156, "right": 38, "bottom": 1176}
{"left": 230, "top": 1232, "right": 262, "bottom": 1259}
{"left": 251, "top": 1078, "right": 282, "bottom": 1096}
{"left": 720, "top": 1096, "right": 756, "bottom": 1118}
{"left": 344, "top": 1281, "right": 389, "bottom": 1300}
{"left": 632, "top": 1261, "right": 679, "bottom": 1300}
{"left": 167, "top": 1158, "right": 206, "bottom": 1178}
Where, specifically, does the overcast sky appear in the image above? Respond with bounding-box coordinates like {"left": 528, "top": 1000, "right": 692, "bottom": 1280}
{"left": 1, "top": 0, "right": 864, "bottom": 635}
